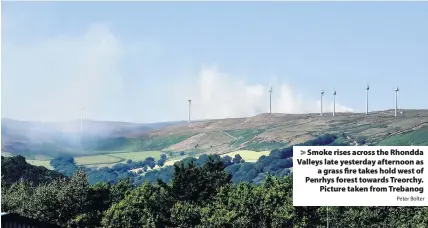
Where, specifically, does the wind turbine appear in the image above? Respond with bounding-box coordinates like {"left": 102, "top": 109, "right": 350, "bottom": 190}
{"left": 320, "top": 89, "right": 324, "bottom": 116}
{"left": 333, "top": 90, "right": 336, "bottom": 117}
{"left": 188, "top": 99, "right": 192, "bottom": 123}
{"left": 366, "top": 85, "right": 370, "bottom": 115}
{"left": 395, "top": 86, "right": 399, "bottom": 117}
{"left": 269, "top": 86, "right": 273, "bottom": 114}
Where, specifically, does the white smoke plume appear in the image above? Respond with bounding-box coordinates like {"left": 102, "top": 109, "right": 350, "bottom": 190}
{"left": 2, "top": 22, "right": 354, "bottom": 124}
{"left": 2, "top": 23, "right": 124, "bottom": 122}
{"left": 176, "top": 66, "right": 354, "bottom": 121}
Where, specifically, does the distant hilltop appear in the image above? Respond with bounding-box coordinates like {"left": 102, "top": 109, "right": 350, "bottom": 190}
{"left": 1, "top": 109, "right": 428, "bottom": 159}
{"left": 1, "top": 118, "right": 183, "bottom": 137}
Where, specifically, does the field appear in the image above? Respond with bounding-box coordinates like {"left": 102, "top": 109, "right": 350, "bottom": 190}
{"left": 72, "top": 151, "right": 165, "bottom": 168}
{"left": 2, "top": 150, "right": 168, "bottom": 170}
{"left": 107, "top": 151, "right": 164, "bottom": 161}
{"left": 74, "top": 155, "right": 124, "bottom": 165}
{"left": 1, "top": 151, "right": 13, "bottom": 157}
{"left": 26, "top": 160, "right": 54, "bottom": 170}
{"left": 164, "top": 158, "right": 183, "bottom": 166}
{"left": 221, "top": 150, "right": 271, "bottom": 162}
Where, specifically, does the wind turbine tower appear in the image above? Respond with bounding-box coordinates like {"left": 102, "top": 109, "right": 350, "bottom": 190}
{"left": 269, "top": 87, "right": 273, "bottom": 114}
{"left": 395, "top": 86, "right": 399, "bottom": 117}
{"left": 366, "top": 85, "right": 370, "bottom": 115}
{"left": 320, "top": 89, "right": 324, "bottom": 116}
{"left": 333, "top": 90, "right": 336, "bottom": 117}
{"left": 188, "top": 99, "right": 192, "bottom": 123}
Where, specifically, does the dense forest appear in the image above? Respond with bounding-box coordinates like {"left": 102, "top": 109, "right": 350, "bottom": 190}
{"left": 2, "top": 155, "right": 427, "bottom": 228}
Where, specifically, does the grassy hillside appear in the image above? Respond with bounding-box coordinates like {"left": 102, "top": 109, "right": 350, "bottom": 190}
{"left": 1, "top": 118, "right": 182, "bottom": 157}
{"left": 376, "top": 126, "right": 428, "bottom": 146}
{"left": 2, "top": 110, "right": 428, "bottom": 171}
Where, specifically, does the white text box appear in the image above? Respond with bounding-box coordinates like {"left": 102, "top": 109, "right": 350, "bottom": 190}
{"left": 293, "top": 146, "right": 428, "bottom": 206}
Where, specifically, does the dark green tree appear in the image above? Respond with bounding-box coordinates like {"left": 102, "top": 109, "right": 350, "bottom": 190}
{"left": 101, "top": 182, "right": 174, "bottom": 228}
{"left": 170, "top": 155, "right": 232, "bottom": 204}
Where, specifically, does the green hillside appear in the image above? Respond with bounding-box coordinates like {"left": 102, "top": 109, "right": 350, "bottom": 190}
{"left": 2, "top": 110, "right": 428, "bottom": 171}
{"left": 377, "top": 126, "right": 428, "bottom": 146}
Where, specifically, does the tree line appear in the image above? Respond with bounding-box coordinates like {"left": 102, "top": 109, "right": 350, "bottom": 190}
{"left": 49, "top": 154, "right": 170, "bottom": 185}
{"left": 49, "top": 134, "right": 342, "bottom": 186}
{"left": 2, "top": 155, "right": 427, "bottom": 228}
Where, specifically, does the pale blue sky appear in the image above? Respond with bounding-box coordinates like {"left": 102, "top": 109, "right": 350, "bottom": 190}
{"left": 2, "top": 2, "right": 428, "bottom": 123}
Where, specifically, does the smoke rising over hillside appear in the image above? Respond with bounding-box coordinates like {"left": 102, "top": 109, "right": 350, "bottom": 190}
{"left": 172, "top": 66, "right": 353, "bottom": 121}
{"left": 2, "top": 22, "right": 353, "bottom": 124}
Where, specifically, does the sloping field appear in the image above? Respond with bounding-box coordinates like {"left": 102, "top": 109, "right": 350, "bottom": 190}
{"left": 107, "top": 151, "right": 164, "bottom": 161}
{"left": 167, "top": 131, "right": 234, "bottom": 151}
{"left": 26, "top": 160, "right": 54, "bottom": 170}
{"left": 73, "top": 151, "right": 165, "bottom": 168}
{"left": 221, "top": 150, "right": 271, "bottom": 162}
{"left": 377, "top": 126, "right": 428, "bottom": 146}
{"left": 75, "top": 155, "right": 123, "bottom": 165}
{"left": 1, "top": 151, "right": 13, "bottom": 157}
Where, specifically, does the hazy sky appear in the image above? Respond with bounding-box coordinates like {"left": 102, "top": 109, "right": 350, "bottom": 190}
{"left": 2, "top": 2, "right": 427, "bottom": 123}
